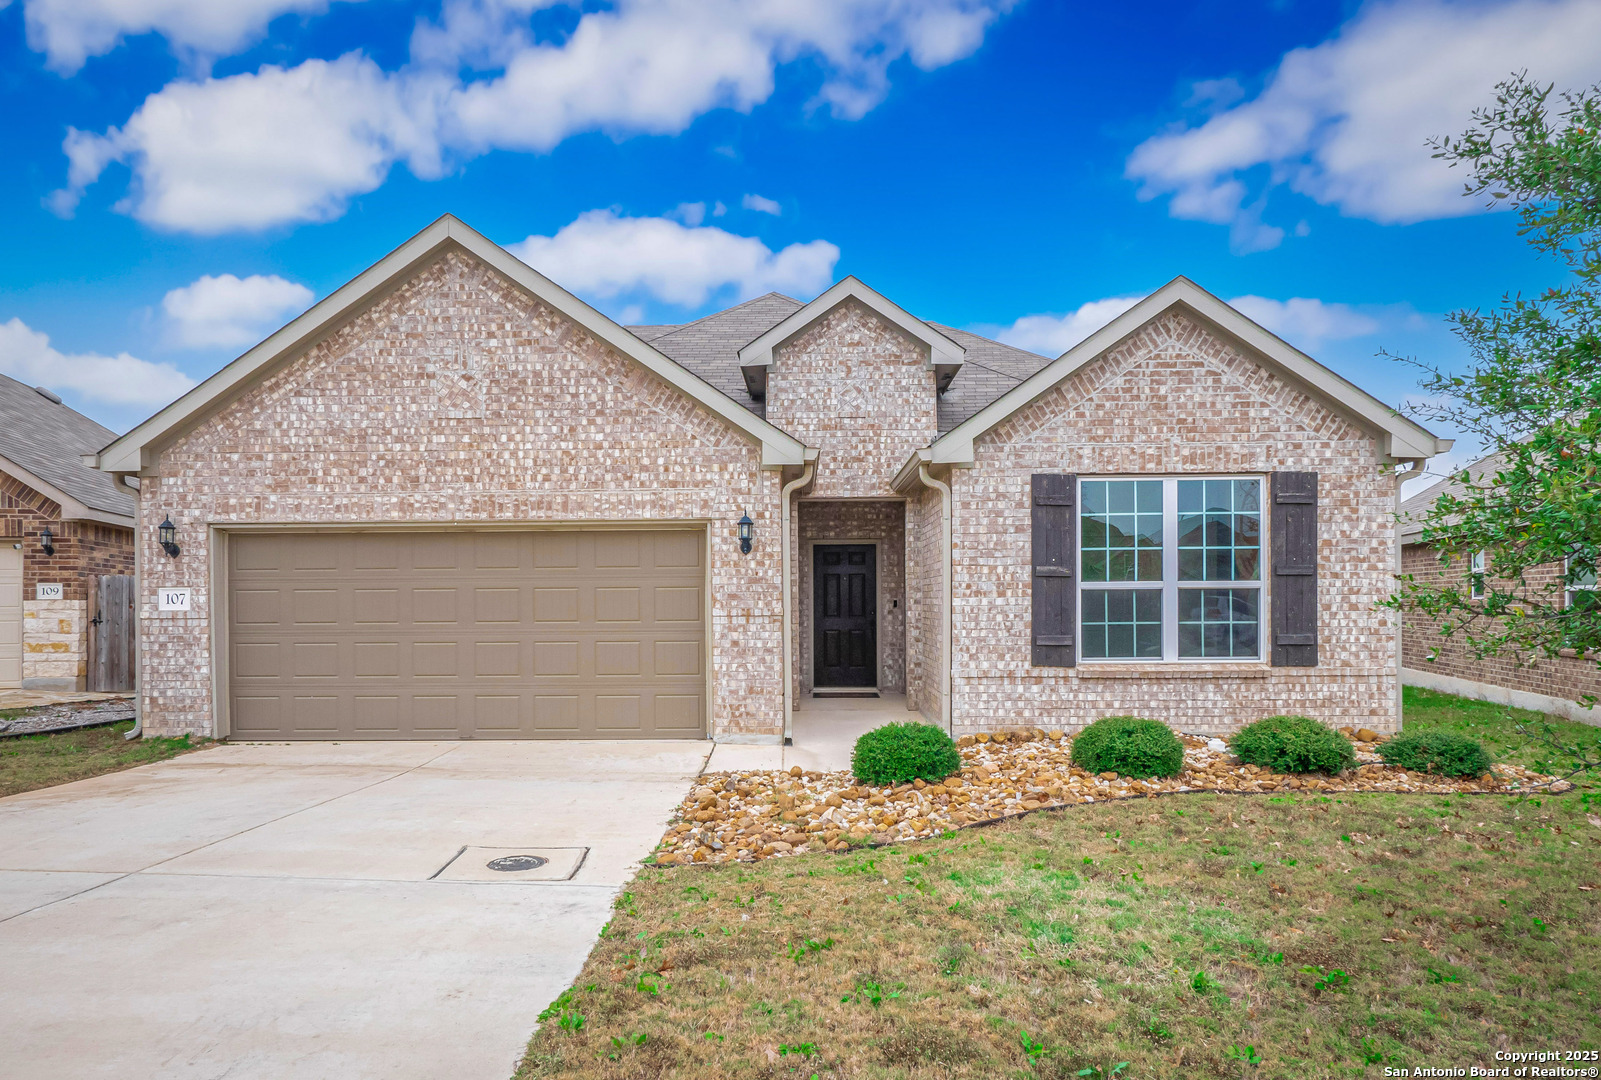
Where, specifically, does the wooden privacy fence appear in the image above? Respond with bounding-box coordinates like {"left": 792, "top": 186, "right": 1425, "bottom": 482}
{"left": 88, "top": 574, "right": 134, "bottom": 693}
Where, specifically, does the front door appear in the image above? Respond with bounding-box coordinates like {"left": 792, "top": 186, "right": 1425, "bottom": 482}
{"left": 813, "top": 544, "right": 876, "bottom": 687}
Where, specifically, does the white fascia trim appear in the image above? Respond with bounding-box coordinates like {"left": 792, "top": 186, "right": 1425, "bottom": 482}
{"left": 927, "top": 276, "right": 1448, "bottom": 466}
{"left": 92, "top": 215, "right": 810, "bottom": 474}
{"left": 0, "top": 455, "right": 134, "bottom": 528}
{"left": 736, "top": 276, "right": 965, "bottom": 398}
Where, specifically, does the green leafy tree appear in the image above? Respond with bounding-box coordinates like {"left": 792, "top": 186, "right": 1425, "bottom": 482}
{"left": 1387, "top": 74, "right": 1600, "bottom": 699}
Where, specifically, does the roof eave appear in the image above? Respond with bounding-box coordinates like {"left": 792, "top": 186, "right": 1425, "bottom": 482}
{"left": 0, "top": 455, "right": 134, "bottom": 527}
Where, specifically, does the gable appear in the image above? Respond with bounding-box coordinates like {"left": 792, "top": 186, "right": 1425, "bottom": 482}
{"left": 91, "top": 215, "right": 808, "bottom": 476}
{"left": 164, "top": 250, "right": 759, "bottom": 475}
{"left": 920, "top": 277, "right": 1449, "bottom": 470}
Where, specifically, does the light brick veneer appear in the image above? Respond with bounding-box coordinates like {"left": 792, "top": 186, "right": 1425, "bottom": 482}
{"left": 137, "top": 251, "right": 785, "bottom": 739}
{"left": 766, "top": 299, "right": 938, "bottom": 498}
{"left": 1401, "top": 543, "right": 1599, "bottom": 710}
{"left": 948, "top": 311, "right": 1403, "bottom": 735}
{"left": 906, "top": 486, "right": 944, "bottom": 722}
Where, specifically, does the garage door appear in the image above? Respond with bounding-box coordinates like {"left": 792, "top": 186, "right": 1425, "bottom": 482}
{"left": 227, "top": 530, "right": 705, "bottom": 740}
{"left": 0, "top": 543, "right": 20, "bottom": 689}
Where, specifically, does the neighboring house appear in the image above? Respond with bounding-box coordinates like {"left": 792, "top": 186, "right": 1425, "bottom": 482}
{"left": 0, "top": 374, "right": 137, "bottom": 690}
{"left": 1400, "top": 453, "right": 1600, "bottom": 723}
{"left": 88, "top": 215, "right": 1450, "bottom": 743}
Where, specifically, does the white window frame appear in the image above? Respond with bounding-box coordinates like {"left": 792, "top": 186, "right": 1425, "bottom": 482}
{"left": 1075, "top": 475, "right": 1267, "bottom": 664}
{"left": 1566, "top": 555, "right": 1598, "bottom": 607}
{"left": 1469, "top": 550, "right": 1487, "bottom": 601}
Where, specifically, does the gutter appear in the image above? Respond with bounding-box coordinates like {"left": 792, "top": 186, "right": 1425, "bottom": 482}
{"left": 1390, "top": 459, "right": 1424, "bottom": 732}
{"left": 780, "top": 450, "right": 818, "bottom": 743}
{"left": 124, "top": 475, "right": 142, "bottom": 741}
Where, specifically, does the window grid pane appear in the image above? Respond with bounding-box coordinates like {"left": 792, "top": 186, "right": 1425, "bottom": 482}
{"left": 1177, "top": 588, "right": 1260, "bottom": 658}
{"left": 1081, "top": 588, "right": 1163, "bottom": 659}
{"left": 1177, "top": 479, "right": 1260, "bottom": 582}
{"left": 1081, "top": 480, "right": 1163, "bottom": 583}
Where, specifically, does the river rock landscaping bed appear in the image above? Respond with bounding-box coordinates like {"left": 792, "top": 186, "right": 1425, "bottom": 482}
{"left": 655, "top": 726, "right": 1570, "bottom": 866}
{"left": 0, "top": 697, "right": 135, "bottom": 738}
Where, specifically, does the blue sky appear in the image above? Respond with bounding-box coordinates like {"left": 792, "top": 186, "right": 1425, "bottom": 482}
{"left": 3, "top": 0, "right": 1599, "bottom": 490}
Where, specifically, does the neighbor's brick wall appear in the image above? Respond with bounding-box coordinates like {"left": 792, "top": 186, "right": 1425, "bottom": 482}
{"left": 138, "top": 250, "right": 785, "bottom": 739}
{"left": 796, "top": 499, "right": 907, "bottom": 696}
{"left": 0, "top": 473, "right": 134, "bottom": 599}
{"left": 949, "top": 310, "right": 1402, "bottom": 736}
{"left": 1401, "top": 542, "right": 1600, "bottom": 706}
{"left": 765, "top": 299, "right": 938, "bottom": 498}
{"left": 2, "top": 472, "right": 134, "bottom": 690}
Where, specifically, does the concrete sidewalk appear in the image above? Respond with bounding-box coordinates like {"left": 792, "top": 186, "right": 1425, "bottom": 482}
{"left": 0, "top": 739, "right": 709, "bottom": 1080}
{"left": 707, "top": 692, "right": 918, "bottom": 774}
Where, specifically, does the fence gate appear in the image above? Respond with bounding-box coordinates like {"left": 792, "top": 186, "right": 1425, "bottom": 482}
{"left": 88, "top": 574, "right": 135, "bottom": 693}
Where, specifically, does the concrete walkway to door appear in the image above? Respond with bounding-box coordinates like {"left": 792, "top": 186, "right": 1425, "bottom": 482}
{"left": 0, "top": 739, "right": 710, "bottom": 1080}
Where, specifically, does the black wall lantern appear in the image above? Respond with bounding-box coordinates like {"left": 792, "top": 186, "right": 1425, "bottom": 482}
{"left": 158, "top": 516, "right": 181, "bottom": 558}
{"left": 39, "top": 526, "right": 54, "bottom": 556}
{"left": 737, "top": 512, "right": 754, "bottom": 555}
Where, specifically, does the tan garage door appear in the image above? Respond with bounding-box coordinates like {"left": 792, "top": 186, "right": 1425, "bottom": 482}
{"left": 0, "top": 543, "right": 21, "bottom": 689}
{"left": 227, "top": 530, "right": 705, "bottom": 740}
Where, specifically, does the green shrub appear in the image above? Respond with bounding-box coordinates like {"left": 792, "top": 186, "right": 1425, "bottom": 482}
{"left": 1378, "top": 730, "right": 1493, "bottom": 778}
{"left": 852, "top": 722, "right": 962, "bottom": 785}
{"left": 1230, "top": 715, "right": 1356, "bottom": 775}
{"left": 1069, "top": 716, "right": 1184, "bottom": 779}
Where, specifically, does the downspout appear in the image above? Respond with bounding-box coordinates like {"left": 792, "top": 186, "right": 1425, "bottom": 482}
{"left": 780, "top": 452, "right": 817, "bottom": 744}
{"left": 917, "top": 462, "right": 954, "bottom": 734}
{"left": 1391, "top": 460, "right": 1421, "bottom": 732}
{"left": 123, "top": 475, "right": 143, "bottom": 741}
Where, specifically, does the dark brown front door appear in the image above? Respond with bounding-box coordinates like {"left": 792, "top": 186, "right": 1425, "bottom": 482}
{"left": 814, "top": 544, "right": 876, "bottom": 687}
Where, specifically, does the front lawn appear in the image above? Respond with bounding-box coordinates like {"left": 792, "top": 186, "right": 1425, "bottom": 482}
{"left": 516, "top": 692, "right": 1601, "bottom": 1079}
{"left": 0, "top": 720, "right": 206, "bottom": 798}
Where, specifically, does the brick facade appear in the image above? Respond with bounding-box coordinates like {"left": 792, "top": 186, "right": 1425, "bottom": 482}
{"left": 126, "top": 240, "right": 1418, "bottom": 740}
{"left": 0, "top": 472, "right": 135, "bottom": 689}
{"left": 945, "top": 311, "right": 1402, "bottom": 735}
{"left": 137, "top": 251, "right": 785, "bottom": 738}
{"left": 1401, "top": 542, "right": 1600, "bottom": 716}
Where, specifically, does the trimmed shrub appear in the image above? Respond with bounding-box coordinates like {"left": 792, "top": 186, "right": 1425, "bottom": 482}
{"left": 1230, "top": 715, "right": 1356, "bottom": 775}
{"left": 1069, "top": 716, "right": 1184, "bottom": 779}
{"left": 1378, "top": 730, "right": 1493, "bottom": 778}
{"left": 852, "top": 722, "right": 962, "bottom": 785}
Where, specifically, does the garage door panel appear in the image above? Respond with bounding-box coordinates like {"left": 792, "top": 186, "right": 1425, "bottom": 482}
{"left": 228, "top": 530, "right": 704, "bottom": 739}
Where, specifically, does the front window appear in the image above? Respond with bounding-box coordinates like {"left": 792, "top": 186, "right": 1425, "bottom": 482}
{"left": 1469, "top": 550, "right": 1487, "bottom": 600}
{"left": 1079, "top": 477, "right": 1264, "bottom": 662}
{"left": 1567, "top": 556, "right": 1598, "bottom": 608}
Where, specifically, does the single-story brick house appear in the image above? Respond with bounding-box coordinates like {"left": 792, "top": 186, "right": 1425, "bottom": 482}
{"left": 1, "top": 374, "right": 136, "bottom": 690}
{"left": 90, "top": 215, "right": 1450, "bottom": 742}
{"left": 1400, "top": 453, "right": 1599, "bottom": 724}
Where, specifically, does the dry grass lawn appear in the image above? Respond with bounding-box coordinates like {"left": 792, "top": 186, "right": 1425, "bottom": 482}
{"left": 517, "top": 691, "right": 1601, "bottom": 1079}
{"left": 0, "top": 719, "right": 206, "bottom": 798}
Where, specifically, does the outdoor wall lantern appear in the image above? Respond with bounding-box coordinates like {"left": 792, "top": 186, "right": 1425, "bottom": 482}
{"left": 158, "top": 516, "right": 181, "bottom": 558}
{"left": 738, "top": 512, "right": 754, "bottom": 555}
{"left": 39, "top": 526, "right": 54, "bottom": 556}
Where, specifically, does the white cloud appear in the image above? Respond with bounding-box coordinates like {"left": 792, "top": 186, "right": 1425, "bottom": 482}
{"left": 24, "top": 0, "right": 367, "bottom": 75}
{"left": 742, "top": 193, "right": 782, "bottom": 215}
{"left": 508, "top": 208, "right": 839, "bottom": 308}
{"left": 52, "top": 55, "right": 447, "bottom": 233}
{"left": 0, "top": 317, "right": 196, "bottom": 407}
{"left": 989, "top": 292, "right": 1385, "bottom": 358}
{"left": 161, "top": 273, "right": 314, "bottom": 349}
{"left": 1226, "top": 295, "right": 1381, "bottom": 348}
{"left": 1126, "top": 0, "right": 1601, "bottom": 248}
{"left": 989, "top": 295, "right": 1144, "bottom": 356}
{"left": 59, "top": 0, "right": 1015, "bottom": 233}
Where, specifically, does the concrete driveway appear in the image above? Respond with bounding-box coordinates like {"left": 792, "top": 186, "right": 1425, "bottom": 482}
{"left": 0, "top": 739, "right": 709, "bottom": 1080}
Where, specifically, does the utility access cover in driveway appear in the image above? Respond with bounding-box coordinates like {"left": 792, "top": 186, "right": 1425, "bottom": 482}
{"left": 433, "top": 846, "right": 589, "bottom": 881}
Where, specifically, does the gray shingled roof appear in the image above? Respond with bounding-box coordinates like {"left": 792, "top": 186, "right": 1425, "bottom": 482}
{"left": 1398, "top": 447, "right": 1509, "bottom": 543}
{"left": 0, "top": 374, "right": 135, "bottom": 519}
{"left": 630, "top": 296, "right": 1052, "bottom": 434}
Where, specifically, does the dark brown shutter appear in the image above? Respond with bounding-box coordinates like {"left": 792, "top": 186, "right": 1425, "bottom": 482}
{"left": 1031, "top": 473, "right": 1077, "bottom": 667}
{"left": 1271, "top": 471, "right": 1318, "bottom": 667}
